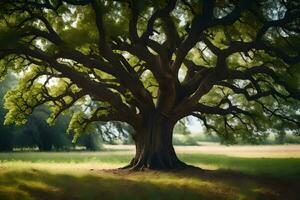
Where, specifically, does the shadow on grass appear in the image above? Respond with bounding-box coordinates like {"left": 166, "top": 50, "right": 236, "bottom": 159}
{"left": 0, "top": 169, "right": 211, "bottom": 200}
{"left": 178, "top": 154, "right": 300, "bottom": 180}
{"left": 173, "top": 166, "right": 299, "bottom": 200}
{"left": 0, "top": 166, "right": 299, "bottom": 200}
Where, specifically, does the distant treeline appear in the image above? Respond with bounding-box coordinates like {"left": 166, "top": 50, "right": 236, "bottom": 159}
{"left": 0, "top": 105, "right": 104, "bottom": 151}
{"left": 0, "top": 103, "right": 134, "bottom": 152}
{"left": 0, "top": 74, "right": 134, "bottom": 151}
{"left": 172, "top": 133, "right": 300, "bottom": 146}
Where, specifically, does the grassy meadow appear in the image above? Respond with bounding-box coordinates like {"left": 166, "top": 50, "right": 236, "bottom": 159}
{"left": 0, "top": 145, "right": 300, "bottom": 200}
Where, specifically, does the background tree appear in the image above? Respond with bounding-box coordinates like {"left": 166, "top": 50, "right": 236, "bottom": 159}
{"left": 174, "top": 118, "right": 191, "bottom": 135}
{"left": 21, "top": 106, "right": 72, "bottom": 151}
{"left": 0, "top": 0, "right": 299, "bottom": 169}
{"left": 0, "top": 74, "right": 74, "bottom": 151}
{"left": 0, "top": 74, "right": 126, "bottom": 151}
{"left": 0, "top": 74, "right": 16, "bottom": 151}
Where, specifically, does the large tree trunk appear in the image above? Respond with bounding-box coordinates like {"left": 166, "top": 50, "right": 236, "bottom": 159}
{"left": 126, "top": 113, "right": 187, "bottom": 170}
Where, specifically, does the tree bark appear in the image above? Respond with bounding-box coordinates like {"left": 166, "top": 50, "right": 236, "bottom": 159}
{"left": 125, "top": 113, "right": 187, "bottom": 170}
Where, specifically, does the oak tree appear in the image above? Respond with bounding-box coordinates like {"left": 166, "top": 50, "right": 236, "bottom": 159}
{"left": 0, "top": 0, "right": 300, "bottom": 169}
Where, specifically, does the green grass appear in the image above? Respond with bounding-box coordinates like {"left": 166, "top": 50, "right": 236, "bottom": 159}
{"left": 0, "top": 151, "right": 299, "bottom": 179}
{"left": 0, "top": 168, "right": 233, "bottom": 200}
{"left": 179, "top": 154, "right": 300, "bottom": 179}
{"left": 0, "top": 152, "right": 132, "bottom": 165}
{"left": 0, "top": 150, "right": 300, "bottom": 200}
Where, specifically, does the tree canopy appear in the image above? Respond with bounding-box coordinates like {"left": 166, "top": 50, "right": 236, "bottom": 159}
{"left": 0, "top": 0, "right": 300, "bottom": 169}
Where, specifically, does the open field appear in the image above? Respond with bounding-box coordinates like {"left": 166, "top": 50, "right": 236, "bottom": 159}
{"left": 106, "top": 144, "right": 300, "bottom": 158}
{"left": 0, "top": 145, "right": 300, "bottom": 200}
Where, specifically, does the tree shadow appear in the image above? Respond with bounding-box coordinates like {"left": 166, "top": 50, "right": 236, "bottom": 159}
{"left": 0, "top": 166, "right": 299, "bottom": 200}
{"left": 0, "top": 168, "right": 217, "bottom": 200}
{"left": 170, "top": 166, "right": 300, "bottom": 200}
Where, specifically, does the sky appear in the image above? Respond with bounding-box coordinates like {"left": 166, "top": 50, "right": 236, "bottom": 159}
{"left": 184, "top": 116, "right": 205, "bottom": 134}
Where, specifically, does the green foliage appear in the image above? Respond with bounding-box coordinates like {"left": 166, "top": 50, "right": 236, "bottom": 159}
{"left": 0, "top": 73, "right": 103, "bottom": 151}
{"left": 174, "top": 118, "right": 191, "bottom": 135}
{"left": 141, "top": 70, "right": 159, "bottom": 99}
{"left": 4, "top": 83, "right": 44, "bottom": 125}
{"left": 173, "top": 133, "right": 221, "bottom": 146}
{"left": 0, "top": 29, "right": 21, "bottom": 48}
{"left": 280, "top": 135, "right": 300, "bottom": 144}
{"left": 0, "top": 74, "right": 18, "bottom": 151}
{"left": 0, "top": 0, "right": 299, "bottom": 147}
{"left": 67, "top": 112, "right": 90, "bottom": 141}
{"left": 76, "top": 132, "right": 103, "bottom": 151}
{"left": 172, "top": 134, "right": 199, "bottom": 146}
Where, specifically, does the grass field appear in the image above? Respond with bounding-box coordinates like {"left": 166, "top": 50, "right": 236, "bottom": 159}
{"left": 0, "top": 145, "right": 300, "bottom": 200}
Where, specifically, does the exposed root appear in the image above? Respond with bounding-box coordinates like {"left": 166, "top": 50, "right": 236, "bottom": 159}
{"left": 120, "top": 156, "right": 188, "bottom": 171}
{"left": 119, "top": 158, "right": 135, "bottom": 170}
